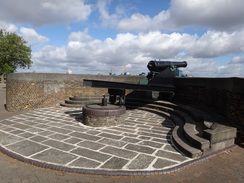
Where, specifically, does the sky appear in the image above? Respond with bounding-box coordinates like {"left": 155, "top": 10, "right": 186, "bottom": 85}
{"left": 0, "top": 0, "right": 244, "bottom": 77}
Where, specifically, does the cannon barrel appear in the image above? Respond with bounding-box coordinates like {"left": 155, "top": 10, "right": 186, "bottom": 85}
{"left": 147, "top": 61, "right": 187, "bottom": 72}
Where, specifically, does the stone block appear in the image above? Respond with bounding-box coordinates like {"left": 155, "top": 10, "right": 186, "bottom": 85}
{"left": 210, "top": 138, "right": 235, "bottom": 152}
{"left": 203, "top": 124, "right": 237, "bottom": 143}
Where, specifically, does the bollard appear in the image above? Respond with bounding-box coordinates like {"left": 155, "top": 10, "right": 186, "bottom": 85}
{"left": 101, "top": 95, "right": 107, "bottom": 106}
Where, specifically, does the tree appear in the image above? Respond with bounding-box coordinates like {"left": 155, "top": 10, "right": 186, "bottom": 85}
{"left": 0, "top": 29, "right": 32, "bottom": 83}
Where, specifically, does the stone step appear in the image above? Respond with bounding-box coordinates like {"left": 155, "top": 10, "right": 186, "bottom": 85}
{"left": 70, "top": 96, "right": 103, "bottom": 101}
{"left": 126, "top": 102, "right": 203, "bottom": 158}
{"left": 203, "top": 124, "right": 237, "bottom": 143}
{"left": 126, "top": 100, "right": 211, "bottom": 151}
{"left": 60, "top": 102, "right": 83, "bottom": 108}
{"left": 65, "top": 99, "right": 100, "bottom": 105}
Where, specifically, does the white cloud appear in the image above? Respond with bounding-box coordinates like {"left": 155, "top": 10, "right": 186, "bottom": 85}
{"left": 20, "top": 27, "right": 49, "bottom": 45}
{"left": 189, "top": 30, "right": 244, "bottom": 58}
{"left": 28, "top": 30, "right": 244, "bottom": 77}
{"left": 118, "top": 0, "right": 244, "bottom": 32}
{"left": 230, "top": 56, "right": 244, "bottom": 64}
{"left": 96, "top": 0, "right": 127, "bottom": 28}
{"left": 0, "top": 21, "right": 18, "bottom": 32}
{"left": 0, "top": 0, "right": 92, "bottom": 26}
{"left": 68, "top": 29, "right": 92, "bottom": 42}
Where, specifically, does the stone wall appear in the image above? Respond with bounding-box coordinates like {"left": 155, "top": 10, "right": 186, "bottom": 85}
{"left": 174, "top": 77, "right": 244, "bottom": 144}
{"left": 6, "top": 73, "right": 142, "bottom": 111}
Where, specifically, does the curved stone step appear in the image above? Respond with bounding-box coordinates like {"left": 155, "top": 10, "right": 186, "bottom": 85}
{"left": 70, "top": 96, "right": 103, "bottom": 101}
{"left": 60, "top": 102, "right": 83, "bottom": 108}
{"left": 126, "top": 102, "right": 202, "bottom": 158}
{"left": 65, "top": 99, "right": 101, "bottom": 105}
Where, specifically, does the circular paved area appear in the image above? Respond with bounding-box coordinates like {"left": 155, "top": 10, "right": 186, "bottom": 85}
{"left": 0, "top": 106, "right": 193, "bottom": 175}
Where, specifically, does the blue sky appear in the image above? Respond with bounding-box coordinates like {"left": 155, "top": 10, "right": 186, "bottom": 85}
{"left": 1, "top": 0, "right": 244, "bottom": 77}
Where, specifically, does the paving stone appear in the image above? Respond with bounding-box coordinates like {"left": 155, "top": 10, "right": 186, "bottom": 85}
{"left": 42, "top": 139, "right": 76, "bottom": 151}
{"left": 137, "top": 131, "right": 166, "bottom": 139}
{"left": 151, "top": 138, "right": 169, "bottom": 144}
{"left": 47, "top": 127, "right": 72, "bottom": 134}
{"left": 98, "top": 138, "right": 127, "bottom": 147}
{"left": 101, "top": 146, "right": 137, "bottom": 159}
{"left": 153, "top": 158, "right": 177, "bottom": 169}
{"left": 69, "top": 132, "right": 100, "bottom": 141}
{"left": 48, "top": 133, "right": 70, "bottom": 140}
{"left": 121, "top": 137, "right": 141, "bottom": 143}
{"left": 64, "top": 137, "right": 82, "bottom": 144}
{"left": 138, "top": 136, "right": 151, "bottom": 140}
{"left": 71, "top": 148, "right": 111, "bottom": 162}
{"left": 24, "top": 121, "right": 39, "bottom": 126}
{"left": 37, "top": 130, "right": 54, "bottom": 136}
{"left": 9, "top": 130, "right": 25, "bottom": 135}
{"left": 30, "top": 136, "right": 48, "bottom": 142}
{"left": 31, "top": 148, "right": 78, "bottom": 164}
{"left": 101, "top": 157, "right": 128, "bottom": 169}
{"left": 122, "top": 133, "right": 138, "bottom": 138}
{"left": 155, "top": 150, "right": 188, "bottom": 162}
{"left": 6, "top": 140, "right": 49, "bottom": 156}
{"left": 125, "top": 144, "right": 155, "bottom": 154}
{"left": 139, "top": 141, "right": 164, "bottom": 148}
{"left": 77, "top": 140, "right": 104, "bottom": 150}
{"left": 26, "top": 128, "right": 44, "bottom": 133}
{"left": 85, "top": 130, "right": 101, "bottom": 135}
{"left": 17, "top": 132, "right": 35, "bottom": 138}
{"left": 103, "top": 129, "right": 123, "bottom": 135}
{"left": 164, "top": 144, "right": 178, "bottom": 152}
{"left": 68, "top": 157, "right": 100, "bottom": 168}
{"left": 127, "top": 154, "right": 155, "bottom": 169}
{"left": 98, "top": 133, "right": 123, "bottom": 140}
{"left": 34, "top": 124, "right": 50, "bottom": 128}
{"left": 12, "top": 123, "right": 31, "bottom": 130}
{"left": 110, "top": 127, "right": 136, "bottom": 133}
{"left": 0, "top": 132, "right": 24, "bottom": 145}
{"left": 0, "top": 120, "right": 15, "bottom": 125}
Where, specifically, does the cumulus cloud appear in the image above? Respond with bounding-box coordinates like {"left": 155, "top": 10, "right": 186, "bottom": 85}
{"left": 68, "top": 28, "right": 92, "bottom": 42}
{"left": 0, "top": 21, "right": 18, "bottom": 32}
{"left": 0, "top": 0, "right": 92, "bottom": 26}
{"left": 118, "top": 0, "right": 244, "bottom": 32}
{"left": 20, "top": 27, "right": 49, "bottom": 45}
{"left": 189, "top": 30, "right": 244, "bottom": 58}
{"left": 230, "top": 56, "right": 244, "bottom": 64}
{"left": 29, "top": 30, "right": 244, "bottom": 77}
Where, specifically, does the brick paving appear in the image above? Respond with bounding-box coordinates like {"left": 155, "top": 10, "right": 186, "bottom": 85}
{"left": 0, "top": 106, "right": 191, "bottom": 174}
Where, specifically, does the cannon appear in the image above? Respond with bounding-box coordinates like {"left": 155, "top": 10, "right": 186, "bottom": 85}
{"left": 147, "top": 61, "right": 187, "bottom": 72}
{"left": 83, "top": 60, "right": 188, "bottom": 104}
{"left": 140, "top": 61, "right": 187, "bottom": 86}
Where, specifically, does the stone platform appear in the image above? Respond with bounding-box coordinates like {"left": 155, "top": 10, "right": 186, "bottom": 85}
{"left": 0, "top": 106, "right": 197, "bottom": 176}
{"left": 82, "top": 104, "right": 126, "bottom": 127}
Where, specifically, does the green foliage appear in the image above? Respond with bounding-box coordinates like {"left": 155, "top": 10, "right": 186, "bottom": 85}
{"left": 0, "top": 29, "right": 32, "bottom": 76}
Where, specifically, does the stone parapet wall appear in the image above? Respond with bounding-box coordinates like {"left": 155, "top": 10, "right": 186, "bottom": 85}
{"left": 174, "top": 77, "right": 244, "bottom": 144}
{"left": 6, "top": 73, "right": 142, "bottom": 111}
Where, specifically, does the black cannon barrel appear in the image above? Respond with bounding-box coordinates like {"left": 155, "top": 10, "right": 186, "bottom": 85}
{"left": 147, "top": 61, "right": 187, "bottom": 72}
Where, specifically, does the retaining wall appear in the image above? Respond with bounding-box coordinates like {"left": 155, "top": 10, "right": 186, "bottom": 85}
{"left": 174, "top": 77, "right": 244, "bottom": 144}
{"left": 6, "top": 73, "right": 142, "bottom": 111}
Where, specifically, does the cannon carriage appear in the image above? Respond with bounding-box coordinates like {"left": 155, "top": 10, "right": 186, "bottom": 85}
{"left": 83, "top": 60, "right": 187, "bottom": 104}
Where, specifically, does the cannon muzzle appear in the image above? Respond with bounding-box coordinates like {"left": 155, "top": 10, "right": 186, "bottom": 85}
{"left": 147, "top": 61, "right": 187, "bottom": 72}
